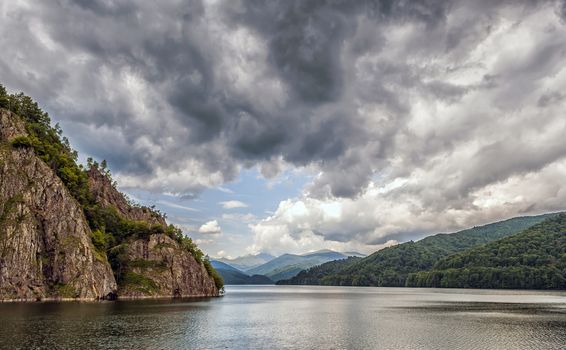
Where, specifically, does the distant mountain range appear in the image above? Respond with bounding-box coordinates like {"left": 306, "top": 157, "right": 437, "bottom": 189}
{"left": 278, "top": 213, "right": 563, "bottom": 288}
{"left": 213, "top": 250, "right": 366, "bottom": 284}
{"left": 245, "top": 250, "right": 365, "bottom": 282}
{"left": 214, "top": 212, "right": 566, "bottom": 290}
{"left": 217, "top": 253, "right": 275, "bottom": 271}
{"left": 210, "top": 261, "right": 273, "bottom": 285}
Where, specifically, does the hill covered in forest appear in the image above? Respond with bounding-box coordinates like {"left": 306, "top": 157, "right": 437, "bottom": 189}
{"left": 406, "top": 214, "right": 566, "bottom": 289}
{"left": 210, "top": 261, "right": 273, "bottom": 285}
{"left": 278, "top": 214, "right": 559, "bottom": 286}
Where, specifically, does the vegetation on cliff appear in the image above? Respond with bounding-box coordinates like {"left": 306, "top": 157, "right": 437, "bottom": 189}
{"left": 0, "top": 83, "right": 223, "bottom": 292}
{"left": 278, "top": 214, "right": 558, "bottom": 287}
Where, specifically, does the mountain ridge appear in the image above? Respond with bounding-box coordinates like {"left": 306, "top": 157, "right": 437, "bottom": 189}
{"left": 210, "top": 260, "right": 273, "bottom": 285}
{"left": 406, "top": 213, "right": 566, "bottom": 289}
{"left": 217, "top": 252, "right": 275, "bottom": 271}
{"left": 247, "top": 250, "right": 361, "bottom": 282}
{"left": 278, "top": 213, "right": 560, "bottom": 286}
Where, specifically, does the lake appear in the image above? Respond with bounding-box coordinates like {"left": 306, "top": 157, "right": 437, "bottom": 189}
{"left": 0, "top": 286, "right": 565, "bottom": 349}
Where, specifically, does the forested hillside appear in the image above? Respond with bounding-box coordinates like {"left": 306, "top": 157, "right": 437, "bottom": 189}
{"left": 278, "top": 214, "right": 558, "bottom": 286}
{"left": 211, "top": 261, "right": 273, "bottom": 285}
{"left": 406, "top": 214, "right": 566, "bottom": 289}
{"left": 277, "top": 257, "right": 360, "bottom": 285}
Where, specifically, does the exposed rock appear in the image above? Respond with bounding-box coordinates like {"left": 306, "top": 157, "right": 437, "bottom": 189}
{"left": 86, "top": 163, "right": 219, "bottom": 298}
{"left": 0, "top": 110, "right": 117, "bottom": 301}
{"left": 0, "top": 108, "right": 218, "bottom": 301}
{"left": 87, "top": 167, "right": 166, "bottom": 227}
{"left": 118, "top": 234, "right": 218, "bottom": 298}
{"left": 0, "top": 109, "right": 26, "bottom": 140}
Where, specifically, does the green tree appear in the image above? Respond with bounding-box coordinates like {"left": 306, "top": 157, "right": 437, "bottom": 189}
{"left": 0, "top": 84, "right": 9, "bottom": 108}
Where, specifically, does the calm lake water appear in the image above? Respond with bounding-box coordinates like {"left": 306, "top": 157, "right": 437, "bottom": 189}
{"left": 0, "top": 286, "right": 565, "bottom": 349}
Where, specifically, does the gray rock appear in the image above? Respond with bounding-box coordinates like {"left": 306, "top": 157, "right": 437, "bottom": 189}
{"left": 0, "top": 110, "right": 117, "bottom": 301}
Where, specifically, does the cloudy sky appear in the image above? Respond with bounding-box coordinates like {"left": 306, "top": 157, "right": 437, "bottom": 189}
{"left": 2, "top": 0, "right": 566, "bottom": 258}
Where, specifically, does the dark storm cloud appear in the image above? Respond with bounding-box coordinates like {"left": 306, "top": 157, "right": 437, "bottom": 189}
{"left": 559, "top": 0, "right": 566, "bottom": 20}
{"left": 0, "top": 0, "right": 565, "bottom": 202}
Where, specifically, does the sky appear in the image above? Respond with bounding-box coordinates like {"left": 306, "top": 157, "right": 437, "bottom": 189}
{"left": 1, "top": 0, "right": 566, "bottom": 259}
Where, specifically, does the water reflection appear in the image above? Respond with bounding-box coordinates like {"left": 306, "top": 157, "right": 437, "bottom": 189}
{"left": 0, "top": 286, "right": 565, "bottom": 349}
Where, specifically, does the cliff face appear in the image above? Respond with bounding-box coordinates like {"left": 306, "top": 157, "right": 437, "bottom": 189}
{"left": 0, "top": 110, "right": 117, "bottom": 301}
{"left": 119, "top": 234, "right": 218, "bottom": 298}
{"left": 0, "top": 109, "right": 26, "bottom": 140}
{"left": 87, "top": 168, "right": 219, "bottom": 298}
{"left": 0, "top": 108, "right": 219, "bottom": 301}
{"left": 87, "top": 168, "right": 166, "bottom": 227}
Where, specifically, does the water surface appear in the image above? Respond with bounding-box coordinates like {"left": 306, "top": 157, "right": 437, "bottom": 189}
{"left": 1, "top": 286, "right": 565, "bottom": 349}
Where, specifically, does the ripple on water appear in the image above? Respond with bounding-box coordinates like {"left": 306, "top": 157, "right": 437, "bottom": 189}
{"left": 0, "top": 286, "right": 565, "bottom": 350}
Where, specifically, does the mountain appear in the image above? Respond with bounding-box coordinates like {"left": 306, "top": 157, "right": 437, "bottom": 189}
{"left": 0, "top": 85, "right": 221, "bottom": 301}
{"left": 406, "top": 214, "right": 566, "bottom": 289}
{"left": 211, "top": 261, "right": 273, "bottom": 285}
{"left": 0, "top": 109, "right": 116, "bottom": 300}
{"left": 278, "top": 213, "right": 558, "bottom": 286}
{"left": 342, "top": 251, "right": 366, "bottom": 258}
{"left": 301, "top": 249, "right": 366, "bottom": 258}
{"left": 278, "top": 257, "right": 361, "bottom": 285}
{"left": 88, "top": 168, "right": 220, "bottom": 298}
{"left": 217, "top": 253, "right": 275, "bottom": 271}
{"left": 247, "top": 250, "right": 358, "bottom": 282}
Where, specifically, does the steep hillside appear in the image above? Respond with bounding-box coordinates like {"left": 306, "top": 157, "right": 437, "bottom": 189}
{"left": 117, "top": 234, "right": 218, "bottom": 297}
{"left": 407, "top": 214, "right": 566, "bottom": 289}
{"left": 0, "top": 109, "right": 116, "bottom": 300}
{"left": 0, "top": 84, "right": 221, "bottom": 300}
{"left": 88, "top": 168, "right": 166, "bottom": 226}
{"left": 211, "top": 261, "right": 273, "bottom": 285}
{"left": 277, "top": 257, "right": 360, "bottom": 285}
{"left": 85, "top": 164, "right": 221, "bottom": 297}
{"left": 278, "top": 214, "right": 558, "bottom": 286}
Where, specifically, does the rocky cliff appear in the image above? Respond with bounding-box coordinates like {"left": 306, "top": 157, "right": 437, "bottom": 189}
{"left": 87, "top": 167, "right": 166, "bottom": 227}
{"left": 0, "top": 109, "right": 117, "bottom": 301}
{"left": 118, "top": 234, "right": 218, "bottom": 298}
{"left": 0, "top": 107, "right": 220, "bottom": 301}
{"left": 86, "top": 166, "right": 219, "bottom": 298}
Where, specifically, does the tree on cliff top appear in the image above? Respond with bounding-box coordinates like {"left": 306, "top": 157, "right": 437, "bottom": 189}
{"left": 0, "top": 83, "right": 223, "bottom": 289}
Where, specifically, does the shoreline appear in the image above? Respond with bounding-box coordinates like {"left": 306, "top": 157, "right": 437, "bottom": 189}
{"left": 0, "top": 293, "right": 221, "bottom": 303}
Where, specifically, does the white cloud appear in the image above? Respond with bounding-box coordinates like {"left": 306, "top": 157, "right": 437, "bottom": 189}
{"left": 249, "top": 158, "right": 566, "bottom": 255}
{"left": 198, "top": 220, "right": 222, "bottom": 234}
{"left": 217, "top": 186, "right": 234, "bottom": 194}
{"left": 215, "top": 250, "right": 233, "bottom": 259}
{"left": 195, "top": 238, "right": 214, "bottom": 245}
{"left": 219, "top": 200, "right": 248, "bottom": 209}
{"left": 244, "top": 3, "right": 566, "bottom": 255}
{"left": 156, "top": 200, "right": 200, "bottom": 212}
{"left": 222, "top": 213, "right": 257, "bottom": 223}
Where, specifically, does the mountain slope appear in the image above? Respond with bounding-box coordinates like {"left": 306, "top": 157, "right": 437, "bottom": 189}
{"left": 217, "top": 253, "right": 275, "bottom": 271}
{"left": 279, "top": 214, "right": 558, "bottom": 286}
{"left": 211, "top": 261, "right": 273, "bottom": 285}
{"left": 86, "top": 166, "right": 220, "bottom": 297}
{"left": 0, "top": 85, "right": 221, "bottom": 300}
{"left": 0, "top": 108, "right": 116, "bottom": 300}
{"left": 247, "top": 250, "right": 357, "bottom": 282}
{"left": 278, "top": 257, "right": 361, "bottom": 285}
{"left": 406, "top": 214, "right": 566, "bottom": 289}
